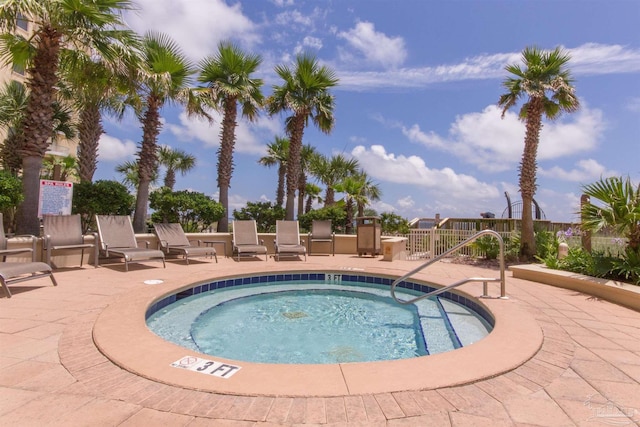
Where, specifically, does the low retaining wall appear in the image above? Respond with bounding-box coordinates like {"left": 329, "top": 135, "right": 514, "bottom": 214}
{"left": 510, "top": 264, "right": 640, "bottom": 312}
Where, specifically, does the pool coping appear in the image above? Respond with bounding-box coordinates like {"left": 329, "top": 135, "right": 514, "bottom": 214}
{"left": 93, "top": 265, "right": 543, "bottom": 397}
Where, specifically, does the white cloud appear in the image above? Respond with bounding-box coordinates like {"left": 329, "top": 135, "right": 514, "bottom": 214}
{"left": 124, "top": 0, "right": 259, "bottom": 62}
{"left": 540, "top": 159, "right": 618, "bottom": 182}
{"left": 335, "top": 43, "right": 640, "bottom": 91}
{"left": 165, "top": 111, "right": 279, "bottom": 156}
{"left": 98, "top": 134, "right": 137, "bottom": 161}
{"left": 568, "top": 43, "right": 640, "bottom": 75}
{"left": 402, "top": 104, "right": 605, "bottom": 172}
{"left": 337, "top": 21, "right": 407, "bottom": 69}
{"left": 351, "top": 145, "right": 500, "bottom": 202}
{"left": 396, "top": 196, "right": 415, "bottom": 210}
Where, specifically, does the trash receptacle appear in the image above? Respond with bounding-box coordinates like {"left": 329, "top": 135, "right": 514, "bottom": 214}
{"left": 356, "top": 216, "right": 381, "bottom": 256}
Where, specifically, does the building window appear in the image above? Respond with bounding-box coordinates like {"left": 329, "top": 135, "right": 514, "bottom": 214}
{"left": 16, "top": 13, "right": 29, "bottom": 31}
{"left": 12, "top": 63, "right": 25, "bottom": 76}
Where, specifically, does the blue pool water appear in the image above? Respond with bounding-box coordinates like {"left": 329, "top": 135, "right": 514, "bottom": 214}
{"left": 147, "top": 275, "right": 493, "bottom": 364}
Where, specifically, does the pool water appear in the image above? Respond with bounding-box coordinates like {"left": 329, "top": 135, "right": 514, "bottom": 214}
{"left": 147, "top": 281, "right": 492, "bottom": 364}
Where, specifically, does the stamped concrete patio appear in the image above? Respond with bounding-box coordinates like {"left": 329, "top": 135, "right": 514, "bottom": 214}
{"left": 1, "top": 254, "right": 639, "bottom": 426}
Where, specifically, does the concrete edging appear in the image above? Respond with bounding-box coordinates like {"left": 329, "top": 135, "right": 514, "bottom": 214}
{"left": 509, "top": 264, "right": 640, "bottom": 311}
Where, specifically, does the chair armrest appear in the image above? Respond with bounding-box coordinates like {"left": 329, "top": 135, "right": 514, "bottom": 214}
{"left": 13, "top": 234, "right": 37, "bottom": 261}
{"left": 82, "top": 232, "right": 98, "bottom": 244}
{"left": 103, "top": 243, "right": 110, "bottom": 257}
{"left": 158, "top": 239, "right": 168, "bottom": 250}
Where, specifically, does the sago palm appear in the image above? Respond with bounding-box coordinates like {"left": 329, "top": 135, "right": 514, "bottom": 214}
{"left": 498, "top": 46, "right": 579, "bottom": 260}
{"left": 267, "top": 53, "right": 338, "bottom": 220}
{"left": 258, "top": 136, "right": 289, "bottom": 207}
{"left": 198, "top": 41, "right": 264, "bottom": 232}
{"left": 0, "top": 0, "right": 135, "bottom": 234}
{"left": 132, "top": 32, "right": 195, "bottom": 232}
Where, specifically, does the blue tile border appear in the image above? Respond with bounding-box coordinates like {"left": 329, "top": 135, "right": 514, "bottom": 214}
{"left": 146, "top": 272, "right": 495, "bottom": 327}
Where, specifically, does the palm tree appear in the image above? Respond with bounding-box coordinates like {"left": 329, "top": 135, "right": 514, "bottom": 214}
{"left": 581, "top": 176, "right": 640, "bottom": 254}
{"left": 333, "top": 176, "right": 367, "bottom": 234}
{"left": 0, "top": 81, "right": 75, "bottom": 175}
{"left": 304, "top": 183, "right": 323, "bottom": 213}
{"left": 0, "top": 0, "right": 135, "bottom": 235}
{"left": 157, "top": 145, "right": 196, "bottom": 190}
{"left": 116, "top": 160, "right": 159, "bottom": 190}
{"left": 198, "top": 41, "right": 264, "bottom": 232}
{"left": 267, "top": 53, "right": 338, "bottom": 220}
{"left": 355, "top": 171, "right": 382, "bottom": 217}
{"left": 58, "top": 46, "right": 139, "bottom": 183}
{"left": 498, "top": 46, "right": 579, "bottom": 260}
{"left": 132, "top": 32, "right": 196, "bottom": 232}
{"left": 310, "top": 153, "right": 359, "bottom": 206}
{"left": 41, "top": 155, "right": 77, "bottom": 181}
{"left": 297, "top": 144, "right": 317, "bottom": 218}
{"left": 258, "top": 136, "right": 289, "bottom": 206}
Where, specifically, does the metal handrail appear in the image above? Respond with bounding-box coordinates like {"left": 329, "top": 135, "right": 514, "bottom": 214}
{"left": 391, "top": 229, "right": 506, "bottom": 304}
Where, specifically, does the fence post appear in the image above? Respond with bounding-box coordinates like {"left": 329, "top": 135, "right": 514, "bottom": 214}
{"left": 580, "top": 194, "right": 592, "bottom": 253}
{"left": 430, "top": 227, "right": 435, "bottom": 259}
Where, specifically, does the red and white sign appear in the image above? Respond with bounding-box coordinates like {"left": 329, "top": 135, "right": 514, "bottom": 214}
{"left": 38, "top": 180, "right": 73, "bottom": 217}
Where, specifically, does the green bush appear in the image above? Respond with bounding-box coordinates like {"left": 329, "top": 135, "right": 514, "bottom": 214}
{"left": 72, "top": 180, "right": 135, "bottom": 233}
{"left": 380, "top": 212, "right": 410, "bottom": 235}
{"left": 150, "top": 188, "right": 224, "bottom": 232}
{"left": 233, "top": 201, "right": 285, "bottom": 233}
{"left": 0, "top": 171, "right": 23, "bottom": 233}
{"left": 470, "top": 235, "right": 501, "bottom": 260}
{"left": 297, "top": 205, "right": 346, "bottom": 233}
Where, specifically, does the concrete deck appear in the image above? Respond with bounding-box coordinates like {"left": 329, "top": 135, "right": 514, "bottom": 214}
{"left": 1, "top": 255, "right": 639, "bottom": 426}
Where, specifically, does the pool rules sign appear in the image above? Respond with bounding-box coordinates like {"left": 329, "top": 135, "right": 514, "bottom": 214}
{"left": 38, "top": 180, "right": 73, "bottom": 217}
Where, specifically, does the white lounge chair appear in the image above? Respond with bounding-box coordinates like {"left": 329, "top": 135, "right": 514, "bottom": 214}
{"left": 232, "top": 220, "right": 268, "bottom": 261}
{"left": 95, "top": 215, "right": 165, "bottom": 271}
{"left": 274, "top": 220, "right": 306, "bottom": 261}
{"left": 153, "top": 223, "right": 217, "bottom": 264}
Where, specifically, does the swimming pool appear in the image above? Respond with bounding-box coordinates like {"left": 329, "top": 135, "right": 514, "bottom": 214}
{"left": 146, "top": 273, "right": 493, "bottom": 364}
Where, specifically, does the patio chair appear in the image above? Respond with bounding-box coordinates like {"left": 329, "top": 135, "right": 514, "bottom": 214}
{"left": 0, "top": 213, "right": 36, "bottom": 262}
{"left": 42, "top": 214, "right": 99, "bottom": 268}
{"left": 232, "top": 220, "right": 268, "bottom": 261}
{"left": 95, "top": 215, "right": 165, "bottom": 271}
{"left": 274, "top": 220, "right": 306, "bottom": 261}
{"left": 307, "top": 220, "right": 335, "bottom": 256}
{"left": 0, "top": 261, "right": 58, "bottom": 298}
{"left": 153, "top": 223, "right": 217, "bottom": 264}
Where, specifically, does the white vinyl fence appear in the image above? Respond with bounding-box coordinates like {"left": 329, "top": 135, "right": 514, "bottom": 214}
{"left": 405, "top": 228, "right": 513, "bottom": 260}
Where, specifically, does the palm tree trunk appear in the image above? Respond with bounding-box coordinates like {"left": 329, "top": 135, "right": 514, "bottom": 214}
{"left": 164, "top": 169, "right": 176, "bottom": 190}
{"left": 285, "top": 116, "right": 305, "bottom": 220}
{"left": 133, "top": 99, "right": 162, "bottom": 233}
{"left": 16, "top": 25, "right": 61, "bottom": 235}
{"left": 297, "top": 172, "right": 306, "bottom": 218}
{"left": 217, "top": 98, "right": 238, "bottom": 232}
{"left": 16, "top": 157, "right": 43, "bottom": 235}
{"left": 77, "top": 105, "right": 103, "bottom": 182}
{"left": 276, "top": 164, "right": 285, "bottom": 207}
{"left": 519, "top": 99, "right": 543, "bottom": 260}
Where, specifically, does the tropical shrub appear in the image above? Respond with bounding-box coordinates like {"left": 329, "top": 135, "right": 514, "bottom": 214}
{"left": 380, "top": 212, "right": 410, "bottom": 235}
{"left": 298, "top": 205, "right": 346, "bottom": 233}
{"left": 149, "top": 188, "right": 224, "bottom": 232}
{"left": 0, "top": 171, "right": 23, "bottom": 232}
{"left": 72, "top": 180, "right": 135, "bottom": 232}
{"left": 233, "top": 201, "right": 285, "bottom": 233}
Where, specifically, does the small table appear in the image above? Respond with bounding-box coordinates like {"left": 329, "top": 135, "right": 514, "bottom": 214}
{"left": 203, "top": 240, "right": 227, "bottom": 258}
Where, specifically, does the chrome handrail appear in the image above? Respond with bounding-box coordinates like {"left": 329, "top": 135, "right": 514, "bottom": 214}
{"left": 391, "top": 229, "right": 506, "bottom": 304}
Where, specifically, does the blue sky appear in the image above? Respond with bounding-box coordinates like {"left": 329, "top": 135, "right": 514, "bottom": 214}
{"left": 94, "top": 0, "right": 640, "bottom": 222}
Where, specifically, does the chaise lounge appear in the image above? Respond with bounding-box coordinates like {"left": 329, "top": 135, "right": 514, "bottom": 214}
{"left": 153, "top": 223, "right": 217, "bottom": 264}
{"left": 232, "top": 220, "right": 268, "bottom": 261}
{"left": 274, "top": 220, "right": 306, "bottom": 261}
{"left": 95, "top": 215, "right": 165, "bottom": 271}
